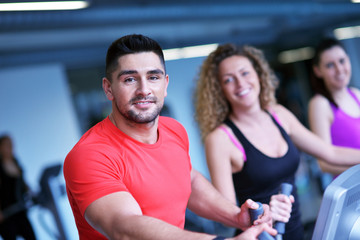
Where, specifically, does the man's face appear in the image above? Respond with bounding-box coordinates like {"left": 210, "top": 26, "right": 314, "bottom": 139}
{"left": 103, "top": 52, "right": 169, "bottom": 124}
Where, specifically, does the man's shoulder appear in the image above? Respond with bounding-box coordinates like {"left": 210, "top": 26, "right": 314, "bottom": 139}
{"left": 159, "top": 116, "right": 185, "bottom": 131}
{"left": 159, "top": 116, "right": 180, "bottom": 124}
{"left": 66, "top": 119, "right": 117, "bottom": 159}
{"left": 158, "top": 116, "right": 189, "bottom": 146}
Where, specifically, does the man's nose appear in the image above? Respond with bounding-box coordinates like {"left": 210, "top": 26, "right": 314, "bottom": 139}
{"left": 136, "top": 78, "right": 151, "bottom": 96}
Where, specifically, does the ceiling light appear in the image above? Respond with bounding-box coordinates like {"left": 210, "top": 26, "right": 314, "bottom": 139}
{"left": 334, "top": 25, "right": 360, "bottom": 40}
{"left": 0, "top": 1, "right": 89, "bottom": 11}
{"left": 164, "top": 43, "right": 218, "bottom": 61}
{"left": 351, "top": 0, "right": 360, "bottom": 3}
{"left": 278, "top": 47, "right": 314, "bottom": 64}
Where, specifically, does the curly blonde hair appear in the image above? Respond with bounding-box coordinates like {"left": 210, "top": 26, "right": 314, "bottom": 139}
{"left": 194, "top": 44, "right": 279, "bottom": 142}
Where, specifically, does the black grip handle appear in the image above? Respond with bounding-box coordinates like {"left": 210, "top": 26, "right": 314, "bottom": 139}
{"left": 274, "top": 183, "right": 293, "bottom": 235}
{"left": 250, "top": 202, "right": 264, "bottom": 222}
{"left": 249, "top": 202, "right": 274, "bottom": 240}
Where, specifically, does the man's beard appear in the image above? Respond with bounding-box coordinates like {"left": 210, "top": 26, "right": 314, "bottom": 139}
{"left": 117, "top": 97, "right": 163, "bottom": 124}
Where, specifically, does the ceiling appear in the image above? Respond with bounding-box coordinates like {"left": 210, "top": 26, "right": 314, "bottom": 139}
{"left": 1, "top": 0, "right": 360, "bottom": 69}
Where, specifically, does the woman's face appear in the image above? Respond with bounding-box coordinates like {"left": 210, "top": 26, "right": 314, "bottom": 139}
{"left": 218, "top": 55, "right": 260, "bottom": 109}
{"left": 313, "top": 45, "right": 352, "bottom": 92}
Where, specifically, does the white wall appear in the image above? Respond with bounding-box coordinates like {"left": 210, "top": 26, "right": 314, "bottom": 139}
{"left": 0, "top": 63, "right": 80, "bottom": 240}
{"left": 343, "top": 38, "right": 360, "bottom": 88}
{"left": 165, "top": 57, "right": 209, "bottom": 179}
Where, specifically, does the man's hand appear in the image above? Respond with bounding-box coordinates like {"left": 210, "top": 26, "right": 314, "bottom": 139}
{"left": 269, "top": 194, "right": 294, "bottom": 223}
{"left": 232, "top": 223, "right": 277, "bottom": 240}
{"left": 237, "top": 199, "right": 273, "bottom": 230}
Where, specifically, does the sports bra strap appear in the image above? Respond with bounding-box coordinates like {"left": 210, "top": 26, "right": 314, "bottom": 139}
{"left": 348, "top": 88, "right": 360, "bottom": 107}
{"left": 268, "top": 109, "right": 282, "bottom": 126}
{"left": 219, "top": 126, "right": 247, "bottom": 161}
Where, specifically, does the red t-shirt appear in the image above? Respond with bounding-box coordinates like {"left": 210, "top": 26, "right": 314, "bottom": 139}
{"left": 63, "top": 116, "right": 192, "bottom": 239}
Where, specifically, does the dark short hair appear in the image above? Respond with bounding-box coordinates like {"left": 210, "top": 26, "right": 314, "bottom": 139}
{"left": 105, "top": 34, "right": 165, "bottom": 81}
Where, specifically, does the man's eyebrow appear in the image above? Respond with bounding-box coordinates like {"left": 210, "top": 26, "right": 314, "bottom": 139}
{"left": 148, "top": 69, "right": 164, "bottom": 75}
{"left": 117, "top": 69, "right": 164, "bottom": 79}
{"left": 116, "top": 70, "right": 137, "bottom": 79}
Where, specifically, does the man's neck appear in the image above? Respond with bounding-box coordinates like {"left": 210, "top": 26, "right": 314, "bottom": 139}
{"left": 109, "top": 113, "right": 159, "bottom": 144}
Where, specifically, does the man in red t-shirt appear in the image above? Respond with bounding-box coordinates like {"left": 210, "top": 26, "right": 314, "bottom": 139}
{"left": 63, "top": 34, "right": 275, "bottom": 240}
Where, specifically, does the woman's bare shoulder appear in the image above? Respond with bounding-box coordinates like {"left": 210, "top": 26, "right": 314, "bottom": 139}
{"left": 349, "top": 87, "right": 360, "bottom": 98}
{"left": 206, "top": 124, "right": 228, "bottom": 143}
{"left": 308, "top": 94, "right": 329, "bottom": 108}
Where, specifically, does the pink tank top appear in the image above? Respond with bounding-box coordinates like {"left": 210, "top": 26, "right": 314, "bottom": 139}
{"left": 330, "top": 88, "right": 360, "bottom": 149}
{"left": 219, "top": 125, "right": 247, "bottom": 161}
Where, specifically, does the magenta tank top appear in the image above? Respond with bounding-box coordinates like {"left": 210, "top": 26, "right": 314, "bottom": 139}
{"left": 330, "top": 88, "right": 360, "bottom": 149}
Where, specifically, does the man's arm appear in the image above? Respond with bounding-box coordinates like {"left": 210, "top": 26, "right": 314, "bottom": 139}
{"left": 187, "top": 169, "right": 273, "bottom": 230}
{"left": 84, "top": 191, "right": 214, "bottom": 240}
{"left": 84, "top": 173, "right": 275, "bottom": 240}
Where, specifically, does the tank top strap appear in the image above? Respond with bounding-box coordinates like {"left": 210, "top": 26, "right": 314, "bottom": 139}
{"left": 348, "top": 88, "right": 360, "bottom": 107}
{"left": 224, "top": 111, "right": 285, "bottom": 146}
{"left": 330, "top": 101, "right": 338, "bottom": 113}
{"left": 223, "top": 118, "right": 252, "bottom": 150}
{"left": 219, "top": 125, "right": 247, "bottom": 161}
{"left": 264, "top": 110, "right": 293, "bottom": 142}
{"left": 266, "top": 109, "right": 282, "bottom": 126}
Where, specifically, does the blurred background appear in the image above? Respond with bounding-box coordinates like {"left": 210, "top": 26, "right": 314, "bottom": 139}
{"left": 1, "top": 0, "right": 360, "bottom": 239}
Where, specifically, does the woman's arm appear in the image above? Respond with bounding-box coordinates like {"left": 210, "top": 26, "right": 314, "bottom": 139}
{"left": 204, "top": 127, "right": 241, "bottom": 205}
{"left": 308, "top": 96, "right": 353, "bottom": 174}
{"left": 204, "top": 125, "right": 292, "bottom": 225}
{"left": 275, "top": 104, "right": 360, "bottom": 169}
{"left": 187, "top": 169, "right": 273, "bottom": 231}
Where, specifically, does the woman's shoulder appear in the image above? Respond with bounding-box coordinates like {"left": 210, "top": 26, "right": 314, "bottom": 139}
{"left": 207, "top": 124, "right": 226, "bottom": 138}
{"left": 349, "top": 86, "right": 360, "bottom": 92}
{"left": 267, "top": 104, "right": 303, "bottom": 132}
{"left": 267, "top": 103, "right": 293, "bottom": 116}
{"left": 349, "top": 87, "right": 360, "bottom": 98}
{"left": 205, "top": 124, "right": 231, "bottom": 145}
{"left": 308, "top": 94, "right": 332, "bottom": 115}
{"left": 309, "top": 93, "right": 329, "bottom": 103}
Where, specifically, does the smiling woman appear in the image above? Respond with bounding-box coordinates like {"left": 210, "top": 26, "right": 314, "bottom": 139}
{"left": 194, "top": 44, "right": 300, "bottom": 239}
{"left": 308, "top": 38, "right": 360, "bottom": 176}
{"left": 194, "top": 42, "right": 360, "bottom": 240}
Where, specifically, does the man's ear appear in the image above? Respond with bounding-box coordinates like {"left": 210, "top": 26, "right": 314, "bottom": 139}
{"left": 102, "top": 77, "right": 114, "bottom": 100}
{"left": 164, "top": 74, "right": 169, "bottom": 97}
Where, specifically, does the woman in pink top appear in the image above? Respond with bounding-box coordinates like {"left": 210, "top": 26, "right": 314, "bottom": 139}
{"left": 308, "top": 38, "right": 360, "bottom": 175}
